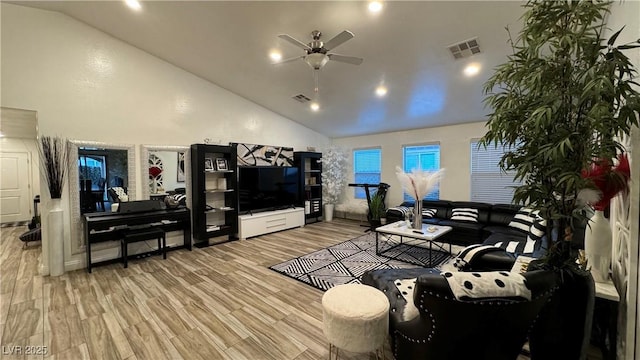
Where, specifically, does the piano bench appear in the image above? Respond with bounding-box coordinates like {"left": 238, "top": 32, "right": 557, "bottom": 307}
{"left": 121, "top": 228, "right": 166, "bottom": 268}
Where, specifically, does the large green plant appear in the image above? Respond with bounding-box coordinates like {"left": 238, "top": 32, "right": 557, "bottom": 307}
{"left": 480, "top": 0, "right": 640, "bottom": 266}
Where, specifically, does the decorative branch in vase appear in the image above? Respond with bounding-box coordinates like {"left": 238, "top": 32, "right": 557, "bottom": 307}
{"left": 38, "top": 135, "right": 69, "bottom": 276}
{"left": 39, "top": 136, "right": 69, "bottom": 199}
{"left": 395, "top": 166, "right": 444, "bottom": 229}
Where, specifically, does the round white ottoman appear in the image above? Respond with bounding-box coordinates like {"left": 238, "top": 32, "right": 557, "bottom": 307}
{"left": 322, "top": 284, "right": 389, "bottom": 359}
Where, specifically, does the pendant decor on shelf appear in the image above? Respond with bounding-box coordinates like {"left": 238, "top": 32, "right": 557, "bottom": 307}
{"left": 38, "top": 135, "right": 69, "bottom": 277}
{"left": 233, "top": 142, "right": 294, "bottom": 167}
{"left": 584, "top": 210, "right": 613, "bottom": 282}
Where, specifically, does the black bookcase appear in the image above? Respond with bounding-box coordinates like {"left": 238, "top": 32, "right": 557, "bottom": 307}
{"left": 190, "top": 144, "right": 238, "bottom": 247}
{"left": 294, "top": 151, "right": 322, "bottom": 223}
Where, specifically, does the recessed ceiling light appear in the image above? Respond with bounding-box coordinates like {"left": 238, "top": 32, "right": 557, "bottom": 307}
{"left": 125, "top": 0, "right": 142, "bottom": 11}
{"left": 269, "top": 51, "right": 282, "bottom": 62}
{"left": 464, "top": 63, "right": 481, "bottom": 77}
{"left": 310, "top": 102, "right": 320, "bottom": 112}
{"left": 375, "top": 85, "right": 388, "bottom": 97}
{"left": 368, "top": 1, "right": 383, "bottom": 13}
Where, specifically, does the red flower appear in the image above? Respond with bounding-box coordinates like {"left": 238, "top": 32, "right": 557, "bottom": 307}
{"left": 581, "top": 153, "right": 630, "bottom": 211}
{"left": 149, "top": 166, "right": 162, "bottom": 179}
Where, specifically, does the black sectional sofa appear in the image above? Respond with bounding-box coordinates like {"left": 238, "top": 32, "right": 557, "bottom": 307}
{"left": 386, "top": 200, "right": 547, "bottom": 258}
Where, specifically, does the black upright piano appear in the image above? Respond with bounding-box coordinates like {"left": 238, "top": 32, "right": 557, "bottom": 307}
{"left": 83, "top": 206, "right": 191, "bottom": 272}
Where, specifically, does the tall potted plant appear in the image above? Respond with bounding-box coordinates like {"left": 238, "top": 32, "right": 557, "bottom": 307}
{"left": 480, "top": 1, "right": 639, "bottom": 358}
{"left": 320, "top": 145, "right": 347, "bottom": 221}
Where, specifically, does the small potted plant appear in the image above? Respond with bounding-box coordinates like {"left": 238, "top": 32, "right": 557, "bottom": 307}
{"left": 369, "top": 192, "right": 386, "bottom": 228}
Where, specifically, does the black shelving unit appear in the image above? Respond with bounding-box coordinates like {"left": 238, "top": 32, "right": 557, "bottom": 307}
{"left": 294, "top": 151, "right": 322, "bottom": 224}
{"left": 190, "top": 144, "right": 238, "bottom": 247}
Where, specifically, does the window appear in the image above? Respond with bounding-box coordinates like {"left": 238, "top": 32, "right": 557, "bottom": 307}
{"left": 403, "top": 144, "right": 440, "bottom": 201}
{"left": 353, "top": 148, "right": 381, "bottom": 199}
{"left": 470, "top": 141, "right": 521, "bottom": 203}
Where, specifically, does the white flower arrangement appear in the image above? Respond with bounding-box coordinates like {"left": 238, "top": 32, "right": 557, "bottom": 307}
{"left": 319, "top": 145, "right": 348, "bottom": 205}
{"left": 395, "top": 166, "right": 444, "bottom": 200}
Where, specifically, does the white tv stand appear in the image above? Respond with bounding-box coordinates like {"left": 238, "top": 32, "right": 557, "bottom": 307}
{"left": 238, "top": 207, "right": 305, "bottom": 240}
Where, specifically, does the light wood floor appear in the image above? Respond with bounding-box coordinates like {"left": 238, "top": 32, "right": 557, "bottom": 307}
{"left": 0, "top": 219, "right": 547, "bottom": 360}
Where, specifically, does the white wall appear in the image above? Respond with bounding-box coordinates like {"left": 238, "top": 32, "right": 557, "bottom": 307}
{"left": 333, "top": 121, "right": 487, "bottom": 207}
{"left": 0, "top": 3, "right": 330, "bottom": 273}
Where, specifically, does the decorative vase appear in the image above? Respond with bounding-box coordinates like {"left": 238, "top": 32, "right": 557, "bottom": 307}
{"left": 325, "top": 204, "right": 334, "bottom": 222}
{"left": 584, "top": 210, "right": 612, "bottom": 283}
{"left": 413, "top": 201, "right": 423, "bottom": 229}
{"left": 48, "top": 198, "right": 64, "bottom": 276}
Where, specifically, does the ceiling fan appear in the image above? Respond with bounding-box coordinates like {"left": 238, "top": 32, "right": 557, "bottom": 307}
{"left": 276, "top": 30, "right": 363, "bottom": 93}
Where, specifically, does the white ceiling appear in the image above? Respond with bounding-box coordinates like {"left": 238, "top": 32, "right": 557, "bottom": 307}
{"left": 16, "top": 1, "right": 527, "bottom": 138}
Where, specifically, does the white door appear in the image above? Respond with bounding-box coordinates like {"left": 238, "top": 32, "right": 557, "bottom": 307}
{"left": 0, "top": 152, "right": 31, "bottom": 223}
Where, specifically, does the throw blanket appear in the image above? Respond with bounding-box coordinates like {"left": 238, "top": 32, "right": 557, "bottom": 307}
{"left": 441, "top": 271, "right": 531, "bottom": 301}
{"left": 395, "top": 278, "right": 420, "bottom": 321}
{"left": 439, "top": 244, "right": 503, "bottom": 272}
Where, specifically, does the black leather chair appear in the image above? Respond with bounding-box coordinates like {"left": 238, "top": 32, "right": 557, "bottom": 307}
{"left": 363, "top": 267, "right": 557, "bottom": 360}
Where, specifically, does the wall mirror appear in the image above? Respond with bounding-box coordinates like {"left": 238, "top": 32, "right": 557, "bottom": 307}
{"left": 69, "top": 140, "right": 136, "bottom": 255}
{"left": 139, "top": 145, "right": 190, "bottom": 201}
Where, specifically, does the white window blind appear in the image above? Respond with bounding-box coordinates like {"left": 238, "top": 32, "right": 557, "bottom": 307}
{"left": 403, "top": 144, "right": 440, "bottom": 201}
{"left": 353, "top": 148, "right": 381, "bottom": 199}
{"left": 470, "top": 141, "right": 521, "bottom": 203}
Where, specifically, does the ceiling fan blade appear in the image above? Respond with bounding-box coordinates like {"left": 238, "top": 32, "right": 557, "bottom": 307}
{"left": 278, "top": 34, "right": 311, "bottom": 50}
{"left": 323, "top": 30, "right": 355, "bottom": 51}
{"left": 328, "top": 53, "right": 363, "bottom": 65}
{"left": 274, "top": 55, "right": 305, "bottom": 65}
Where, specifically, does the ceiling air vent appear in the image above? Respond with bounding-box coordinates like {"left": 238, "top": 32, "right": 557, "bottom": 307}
{"left": 292, "top": 94, "right": 311, "bottom": 103}
{"left": 447, "top": 38, "right": 481, "bottom": 60}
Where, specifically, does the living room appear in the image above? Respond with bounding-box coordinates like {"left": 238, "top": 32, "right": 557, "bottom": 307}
{"left": 1, "top": 1, "right": 639, "bottom": 359}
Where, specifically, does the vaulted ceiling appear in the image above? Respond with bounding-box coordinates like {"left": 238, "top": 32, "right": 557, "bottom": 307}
{"left": 15, "top": 1, "right": 528, "bottom": 138}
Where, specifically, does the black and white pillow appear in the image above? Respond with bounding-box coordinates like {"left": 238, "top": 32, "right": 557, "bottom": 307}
{"left": 387, "top": 206, "right": 412, "bottom": 219}
{"left": 490, "top": 226, "right": 545, "bottom": 257}
{"left": 172, "top": 194, "right": 187, "bottom": 205}
{"left": 508, "top": 208, "right": 539, "bottom": 233}
{"left": 422, "top": 208, "right": 437, "bottom": 218}
{"left": 450, "top": 208, "right": 479, "bottom": 222}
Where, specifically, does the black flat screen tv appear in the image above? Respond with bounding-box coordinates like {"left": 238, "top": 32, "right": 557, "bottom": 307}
{"left": 238, "top": 166, "right": 299, "bottom": 213}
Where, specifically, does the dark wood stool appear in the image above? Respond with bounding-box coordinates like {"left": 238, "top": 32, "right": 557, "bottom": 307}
{"left": 121, "top": 228, "right": 166, "bottom": 268}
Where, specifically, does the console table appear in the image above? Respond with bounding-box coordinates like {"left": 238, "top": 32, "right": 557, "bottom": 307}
{"left": 83, "top": 207, "right": 191, "bottom": 272}
{"left": 238, "top": 207, "right": 304, "bottom": 240}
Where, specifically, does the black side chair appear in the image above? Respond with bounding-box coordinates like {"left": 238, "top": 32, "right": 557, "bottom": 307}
{"left": 363, "top": 268, "right": 557, "bottom": 360}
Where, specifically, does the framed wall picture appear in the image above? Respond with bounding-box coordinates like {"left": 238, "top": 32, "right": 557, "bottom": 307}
{"left": 215, "top": 158, "right": 228, "bottom": 171}
{"left": 204, "top": 158, "right": 214, "bottom": 171}
{"left": 177, "top": 152, "right": 186, "bottom": 182}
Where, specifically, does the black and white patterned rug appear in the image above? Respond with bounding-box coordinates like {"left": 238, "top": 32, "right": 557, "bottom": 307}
{"left": 269, "top": 232, "right": 451, "bottom": 291}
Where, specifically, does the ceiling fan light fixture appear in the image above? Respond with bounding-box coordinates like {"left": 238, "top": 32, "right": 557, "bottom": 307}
{"left": 305, "top": 53, "right": 329, "bottom": 70}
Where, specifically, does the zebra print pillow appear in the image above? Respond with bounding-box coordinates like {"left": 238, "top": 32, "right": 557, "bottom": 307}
{"left": 508, "top": 208, "right": 539, "bottom": 233}
{"left": 422, "top": 208, "right": 437, "bottom": 218}
{"left": 450, "top": 208, "right": 479, "bottom": 222}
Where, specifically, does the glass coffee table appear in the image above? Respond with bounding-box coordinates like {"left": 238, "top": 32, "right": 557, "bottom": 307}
{"left": 375, "top": 221, "right": 453, "bottom": 267}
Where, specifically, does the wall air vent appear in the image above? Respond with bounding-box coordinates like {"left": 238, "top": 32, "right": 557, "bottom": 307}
{"left": 447, "top": 37, "right": 481, "bottom": 60}
{"left": 292, "top": 94, "right": 311, "bottom": 103}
